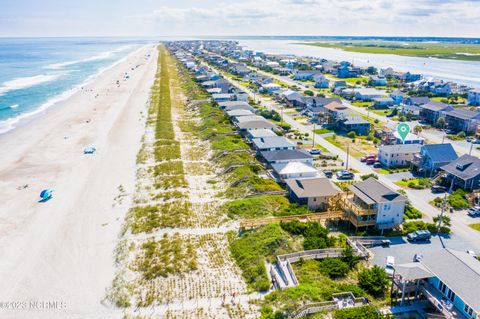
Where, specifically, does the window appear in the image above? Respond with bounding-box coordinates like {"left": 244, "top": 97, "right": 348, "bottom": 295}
{"left": 383, "top": 203, "right": 391, "bottom": 210}
{"left": 447, "top": 289, "right": 456, "bottom": 302}
{"left": 464, "top": 304, "right": 474, "bottom": 317}
{"left": 439, "top": 281, "right": 447, "bottom": 294}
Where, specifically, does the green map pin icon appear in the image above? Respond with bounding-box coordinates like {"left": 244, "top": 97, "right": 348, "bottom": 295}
{"left": 397, "top": 123, "right": 410, "bottom": 143}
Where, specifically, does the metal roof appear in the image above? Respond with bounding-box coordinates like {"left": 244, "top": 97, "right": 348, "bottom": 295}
{"left": 348, "top": 177, "right": 405, "bottom": 204}
{"left": 422, "top": 143, "right": 458, "bottom": 164}
{"left": 252, "top": 136, "right": 295, "bottom": 149}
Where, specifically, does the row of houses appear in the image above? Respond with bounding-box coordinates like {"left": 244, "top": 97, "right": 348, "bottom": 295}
{"left": 176, "top": 47, "right": 408, "bottom": 230}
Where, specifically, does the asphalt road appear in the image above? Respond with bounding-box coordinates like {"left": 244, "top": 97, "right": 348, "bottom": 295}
{"left": 202, "top": 57, "right": 480, "bottom": 252}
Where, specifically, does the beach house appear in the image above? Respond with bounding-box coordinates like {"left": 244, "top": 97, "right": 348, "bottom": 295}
{"left": 392, "top": 249, "right": 480, "bottom": 319}
{"left": 347, "top": 178, "right": 406, "bottom": 229}
{"left": 413, "top": 143, "right": 458, "bottom": 177}
{"left": 286, "top": 177, "right": 341, "bottom": 210}
{"left": 444, "top": 108, "right": 480, "bottom": 134}
{"left": 378, "top": 144, "right": 421, "bottom": 168}
{"left": 252, "top": 136, "right": 296, "bottom": 152}
{"left": 440, "top": 154, "right": 480, "bottom": 191}
{"left": 418, "top": 102, "right": 454, "bottom": 125}
{"left": 468, "top": 89, "right": 480, "bottom": 106}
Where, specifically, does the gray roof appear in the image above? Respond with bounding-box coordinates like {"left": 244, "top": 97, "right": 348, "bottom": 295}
{"left": 441, "top": 154, "right": 480, "bottom": 180}
{"left": 235, "top": 115, "right": 266, "bottom": 123}
{"left": 420, "top": 101, "right": 452, "bottom": 112}
{"left": 379, "top": 144, "right": 421, "bottom": 154}
{"left": 260, "top": 149, "right": 313, "bottom": 162}
{"left": 341, "top": 116, "right": 370, "bottom": 125}
{"left": 393, "top": 263, "right": 433, "bottom": 281}
{"left": 252, "top": 136, "right": 295, "bottom": 149}
{"left": 421, "top": 248, "right": 480, "bottom": 311}
{"left": 348, "top": 177, "right": 405, "bottom": 205}
{"left": 237, "top": 120, "right": 276, "bottom": 130}
{"left": 248, "top": 129, "right": 277, "bottom": 139}
{"left": 225, "top": 109, "right": 254, "bottom": 117}
{"left": 422, "top": 143, "right": 458, "bottom": 163}
{"left": 286, "top": 177, "right": 341, "bottom": 198}
{"left": 445, "top": 108, "right": 480, "bottom": 120}
{"left": 408, "top": 96, "right": 430, "bottom": 105}
{"left": 219, "top": 101, "right": 252, "bottom": 109}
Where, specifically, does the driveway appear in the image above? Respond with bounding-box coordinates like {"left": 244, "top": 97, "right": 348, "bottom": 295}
{"left": 370, "top": 235, "right": 480, "bottom": 267}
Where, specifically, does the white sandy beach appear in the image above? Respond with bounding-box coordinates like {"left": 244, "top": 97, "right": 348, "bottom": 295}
{"left": 0, "top": 44, "right": 158, "bottom": 318}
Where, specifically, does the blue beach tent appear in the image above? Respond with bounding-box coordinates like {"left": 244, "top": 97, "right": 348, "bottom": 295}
{"left": 39, "top": 189, "right": 53, "bottom": 201}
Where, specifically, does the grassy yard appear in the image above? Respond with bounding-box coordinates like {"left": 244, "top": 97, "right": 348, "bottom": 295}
{"left": 303, "top": 41, "right": 480, "bottom": 61}
{"left": 313, "top": 127, "right": 334, "bottom": 134}
{"left": 395, "top": 178, "right": 431, "bottom": 189}
{"left": 368, "top": 108, "right": 390, "bottom": 117}
{"left": 351, "top": 101, "right": 373, "bottom": 108}
{"left": 327, "top": 75, "right": 368, "bottom": 84}
{"left": 324, "top": 134, "right": 376, "bottom": 158}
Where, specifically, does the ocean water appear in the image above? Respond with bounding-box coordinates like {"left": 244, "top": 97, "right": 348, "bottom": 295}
{"left": 0, "top": 37, "right": 150, "bottom": 134}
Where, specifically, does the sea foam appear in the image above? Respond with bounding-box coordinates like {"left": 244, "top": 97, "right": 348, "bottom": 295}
{"left": 0, "top": 74, "right": 61, "bottom": 95}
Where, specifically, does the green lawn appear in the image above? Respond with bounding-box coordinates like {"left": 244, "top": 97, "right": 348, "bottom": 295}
{"left": 395, "top": 178, "right": 431, "bottom": 189}
{"left": 302, "top": 41, "right": 480, "bottom": 61}
{"left": 368, "top": 108, "right": 390, "bottom": 117}
{"left": 313, "top": 128, "right": 334, "bottom": 134}
{"left": 469, "top": 223, "right": 480, "bottom": 232}
{"left": 351, "top": 101, "right": 372, "bottom": 108}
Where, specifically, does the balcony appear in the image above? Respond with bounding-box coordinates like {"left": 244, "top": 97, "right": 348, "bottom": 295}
{"left": 419, "top": 283, "right": 468, "bottom": 319}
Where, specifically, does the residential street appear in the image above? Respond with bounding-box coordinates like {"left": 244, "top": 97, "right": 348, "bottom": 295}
{"left": 205, "top": 60, "right": 480, "bottom": 252}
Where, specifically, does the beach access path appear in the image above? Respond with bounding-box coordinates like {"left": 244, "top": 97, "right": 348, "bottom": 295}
{"left": 0, "top": 44, "right": 158, "bottom": 318}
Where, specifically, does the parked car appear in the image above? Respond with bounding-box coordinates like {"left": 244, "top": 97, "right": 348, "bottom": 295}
{"left": 431, "top": 185, "right": 447, "bottom": 193}
{"left": 413, "top": 253, "right": 423, "bottom": 262}
{"left": 373, "top": 162, "right": 382, "bottom": 168}
{"left": 473, "top": 139, "right": 480, "bottom": 144}
{"left": 407, "top": 230, "right": 431, "bottom": 242}
{"left": 467, "top": 250, "right": 477, "bottom": 258}
{"left": 309, "top": 148, "right": 321, "bottom": 155}
{"left": 467, "top": 206, "right": 480, "bottom": 217}
{"left": 445, "top": 129, "right": 456, "bottom": 135}
{"left": 336, "top": 170, "right": 354, "bottom": 180}
{"left": 360, "top": 156, "right": 367, "bottom": 162}
{"left": 384, "top": 256, "right": 395, "bottom": 277}
{"left": 323, "top": 170, "right": 333, "bottom": 178}
{"left": 467, "top": 138, "right": 473, "bottom": 142}
{"left": 366, "top": 157, "right": 377, "bottom": 165}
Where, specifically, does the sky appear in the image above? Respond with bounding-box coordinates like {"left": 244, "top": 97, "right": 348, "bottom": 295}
{"left": 0, "top": 0, "right": 479, "bottom": 37}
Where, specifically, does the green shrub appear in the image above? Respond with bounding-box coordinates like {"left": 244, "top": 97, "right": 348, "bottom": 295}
{"left": 358, "top": 266, "right": 389, "bottom": 297}
{"left": 347, "top": 131, "right": 356, "bottom": 139}
{"left": 334, "top": 305, "right": 388, "bottom": 319}
{"left": 404, "top": 204, "right": 422, "bottom": 220}
{"left": 319, "top": 258, "right": 350, "bottom": 278}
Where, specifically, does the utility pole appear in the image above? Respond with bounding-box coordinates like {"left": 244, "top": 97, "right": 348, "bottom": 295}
{"left": 442, "top": 133, "right": 445, "bottom": 144}
{"left": 470, "top": 142, "right": 474, "bottom": 155}
{"left": 312, "top": 123, "right": 316, "bottom": 148}
{"left": 346, "top": 144, "right": 350, "bottom": 170}
{"left": 437, "top": 194, "right": 447, "bottom": 248}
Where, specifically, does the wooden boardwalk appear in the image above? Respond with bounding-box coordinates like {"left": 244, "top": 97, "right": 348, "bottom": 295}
{"left": 239, "top": 211, "right": 345, "bottom": 229}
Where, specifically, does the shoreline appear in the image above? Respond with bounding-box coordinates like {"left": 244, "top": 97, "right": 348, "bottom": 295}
{"left": 0, "top": 44, "right": 148, "bottom": 135}
{"left": 0, "top": 43, "right": 158, "bottom": 318}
